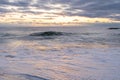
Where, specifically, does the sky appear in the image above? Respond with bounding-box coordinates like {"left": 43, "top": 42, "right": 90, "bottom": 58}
{"left": 0, "top": 0, "right": 120, "bottom": 26}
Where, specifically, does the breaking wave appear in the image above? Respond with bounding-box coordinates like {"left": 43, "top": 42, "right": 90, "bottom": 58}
{"left": 29, "top": 31, "right": 72, "bottom": 36}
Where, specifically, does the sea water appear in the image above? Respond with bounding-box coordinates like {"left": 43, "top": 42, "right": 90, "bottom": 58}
{"left": 0, "top": 25, "right": 120, "bottom": 80}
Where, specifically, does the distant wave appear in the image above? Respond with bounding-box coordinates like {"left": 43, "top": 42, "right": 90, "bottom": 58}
{"left": 0, "top": 33, "right": 19, "bottom": 39}
{"left": 0, "top": 33, "right": 11, "bottom": 37}
{"left": 29, "top": 31, "right": 72, "bottom": 36}
{"left": 108, "top": 27, "right": 120, "bottom": 30}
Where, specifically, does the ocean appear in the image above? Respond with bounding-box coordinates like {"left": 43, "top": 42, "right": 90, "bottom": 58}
{"left": 0, "top": 25, "right": 120, "bottom": 80}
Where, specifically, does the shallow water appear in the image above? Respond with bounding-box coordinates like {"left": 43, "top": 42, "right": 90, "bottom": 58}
{"left": 0, "top": 26, "right": 120, "bottom": 80}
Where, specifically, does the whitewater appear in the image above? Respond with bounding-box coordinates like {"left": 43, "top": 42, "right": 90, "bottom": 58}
{"left": 0, "top": 26, "right": 120, "bottom": 80}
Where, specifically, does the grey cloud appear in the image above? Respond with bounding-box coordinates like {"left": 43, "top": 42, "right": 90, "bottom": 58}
{"left": 0, "top": 8, "right": 11, "bottom": 13}
{"left": 0, "top": 0, "right": 31, "bottom": 6}
{"left": 0, "top": 0, "right": 119, "bottom": 21}
{"left": 0, "top": 0, "right": 9, "bottom": 5}
{"left": 63, "top": 0, "right": 120, "bottom": 20}
{"left": 12, "top": 1, "right": 31, "bottom": 7}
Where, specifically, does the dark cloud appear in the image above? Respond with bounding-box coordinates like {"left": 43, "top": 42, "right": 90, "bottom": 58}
{"left": 67, "top": 0, "right": 120, "bottom": 20}
{"left": 12, "top": 0, "right": 31, "bottom": 7}
{"left": 0, "top": 0, "right": 9, "bottom": 5}
{"left": 0, "top": 0, "right": 31, "bottom": 6}
{"left": 0, "top": 0, "right": 119, "bottom": 20}
{"left": 0, "top": 8, "right": 11, "bottom": 13}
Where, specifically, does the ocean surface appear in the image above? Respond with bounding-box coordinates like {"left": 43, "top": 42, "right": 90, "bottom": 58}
{"left": 0, "top": 26, "right": 120, "bottom": 80}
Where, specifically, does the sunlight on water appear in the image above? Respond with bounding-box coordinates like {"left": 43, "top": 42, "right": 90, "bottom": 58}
{"left": 0, "top": 26, "right": 120, "bottom": 80}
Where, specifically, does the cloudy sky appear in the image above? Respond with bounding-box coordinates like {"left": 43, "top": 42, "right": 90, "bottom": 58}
{"left": 0, "top": 0, "right": 120, "bottom": 26}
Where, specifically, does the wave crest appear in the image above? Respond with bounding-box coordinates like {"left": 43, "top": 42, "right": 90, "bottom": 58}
{"left": 29, "top": 31, "right": 69, "bottom": 36}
